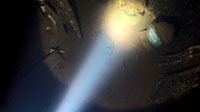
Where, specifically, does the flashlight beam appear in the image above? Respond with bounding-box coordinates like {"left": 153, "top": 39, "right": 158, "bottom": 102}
{"left": 56, "top": 35, "right": 114, "bottom": 112}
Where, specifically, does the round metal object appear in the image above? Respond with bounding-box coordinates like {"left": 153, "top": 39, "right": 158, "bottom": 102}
{"left": 141, "top": 22, "right": 174, "bottom": 49}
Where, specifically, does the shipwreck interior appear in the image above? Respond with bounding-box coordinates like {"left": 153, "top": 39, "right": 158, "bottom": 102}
{"left": 1, "top": 0, "right": 200, "bottom": 112}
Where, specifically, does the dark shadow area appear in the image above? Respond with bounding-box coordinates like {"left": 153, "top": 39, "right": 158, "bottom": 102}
{"left": 84, "top": 87, "right": 200, "bottom": 112}
{"left": 0, "top": 0, "right": 36, "bottom": 106}
{"left": 155, "top": 14, "right": 200, "bottom": 55}
{"left": 153, "top": 15, "right": 187, "bottom": 55}
{"left": 68, "top": 0, "right": 83, "bottom": 40}
{"left": 1, "top": 0, "right": 65, "bottom": 112}
{"left": 145, "top": 0, "right": 149, "bottom": 6}
{"left": 154, "top": 15, "right": 182, "bottom": 36}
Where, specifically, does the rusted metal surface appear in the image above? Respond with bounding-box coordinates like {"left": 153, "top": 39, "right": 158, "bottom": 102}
{"left": 152, "top": 66, "right": 200, "bottom": 104}
{"left": 159, "top": 45, "right": 200, "bottom": 75}
{"left": 149, "top": 0, "right": 200, "bottom": 105}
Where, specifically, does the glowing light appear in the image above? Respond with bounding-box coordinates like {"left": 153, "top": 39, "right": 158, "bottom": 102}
{"left": 56, "top": 35, "right": 114, "bottom": 112}
{"left": 103, "top": 1, "right": 144, "bottom": 49}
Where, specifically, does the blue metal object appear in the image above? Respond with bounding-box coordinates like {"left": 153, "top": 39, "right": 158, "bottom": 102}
{"left": 147, "top": 25, "right": 162, "bottom": 47}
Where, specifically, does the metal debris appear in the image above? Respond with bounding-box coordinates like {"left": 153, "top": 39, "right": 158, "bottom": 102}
{"left": 37, "top": 0, "right": 82, "bottom": 39}
{"left": 37, "top": 0, "right": 57, "bottom": 25}
{"left": 49, "top": 46, "right": 65, "bottom": 60}
{"left": 159, "top": 54, "right": 200, "bottom": 75}
{"left": 46, "top": 0, "right": 83, "bottom": 40}
{"left": 46, "top": 26, "right": 51, "bottom": 31}
{"left": 47, "top": 14, "right": 56, "bottom": 25}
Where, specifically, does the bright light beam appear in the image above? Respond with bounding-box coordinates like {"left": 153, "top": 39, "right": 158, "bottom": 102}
{"left": 56, "top": 34, "right": 114, "bottom": 112}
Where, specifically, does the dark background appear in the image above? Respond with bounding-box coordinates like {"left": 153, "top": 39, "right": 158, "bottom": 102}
{"left": 1, "top": 0, "right": 65, "bottom": 112}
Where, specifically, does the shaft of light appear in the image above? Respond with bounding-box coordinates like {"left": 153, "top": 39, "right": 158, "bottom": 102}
{"left": 56, "top": 35, "right": 114, "bottom": 112}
